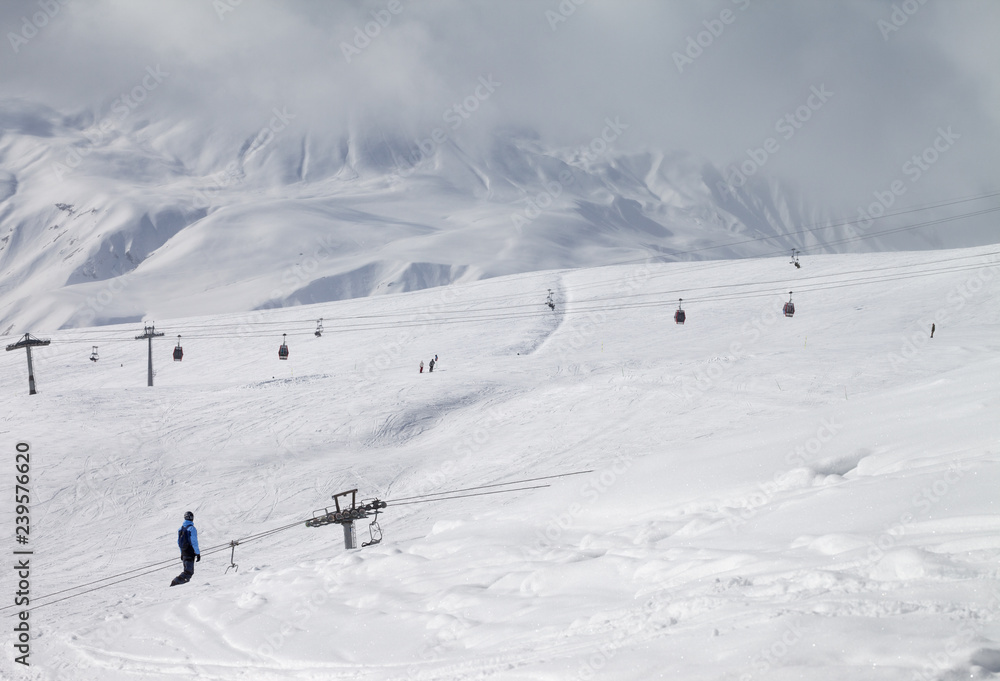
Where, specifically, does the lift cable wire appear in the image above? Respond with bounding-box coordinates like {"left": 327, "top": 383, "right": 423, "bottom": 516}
{"left": 29, "top": 258, "right": 996, "bottom": 349}
{"left": 79, "top": 258, "right": 999, "bottom": 340}
{"left": 352, "top": 188, "right": 1000, "bottom": 302}
{"left": 7, "top": 242, "right": 999, "bottom": 349}
{"left": 6, "top": 517, "right": 308, "bottom": 614}
{"left": 64, "top": 244, "right": 1000, "bottom": 339}
{"left": 31, "top": 250, "right": 1000, "bottom": 346}
{"left": 385, "top": 469, "right": 594, "bottom": 504}
{"left": 386, "top": 484, "right": 552, "bottom": 507}
{"left": 4, "top": 191, "right": 998, "bottom": 347}
{"left": 9, "top": 472, "right": 582, "bottom": 614}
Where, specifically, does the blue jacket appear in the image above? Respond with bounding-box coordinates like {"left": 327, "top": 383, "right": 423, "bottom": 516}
{"left": 178, "top": 520, "right": 200, "bottom": 555}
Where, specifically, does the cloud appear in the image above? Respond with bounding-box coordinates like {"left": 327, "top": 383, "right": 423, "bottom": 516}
{"left": 2, "top": 0, "right": 998, "bottom": 240}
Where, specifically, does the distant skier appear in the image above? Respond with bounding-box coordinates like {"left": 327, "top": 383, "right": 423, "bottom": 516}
{"left": 419, "top": 361, "right": 424, "bottom": 373}
{"left": 930, "top": 323, "right": 935, "bottom": 338}
{"left": 170, "top": 511, "right": 200, "bottom": 587}
{"left": 429, "top": 358, "right": 435, "bottom": 372}
{"left": 434, "top": 354, "right": 438, "bottom": 362}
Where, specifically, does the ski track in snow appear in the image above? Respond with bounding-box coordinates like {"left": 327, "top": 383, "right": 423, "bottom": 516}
{"left": 2, "top": 247, "right": 1000, "bottom": 680}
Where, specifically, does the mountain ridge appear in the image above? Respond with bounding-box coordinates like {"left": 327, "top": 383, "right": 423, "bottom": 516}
{"left": 0, "top": 100, "right": 897, "bottom": 332}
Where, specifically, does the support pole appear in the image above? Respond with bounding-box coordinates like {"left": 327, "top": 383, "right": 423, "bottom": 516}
{"left": 134, "top": 324, "right": 164, "bottom": 387}
{"left": 26, "top": 345, "right": 36, "bottom": 395}
{"left": 6, "top": 333, "right": 51, "bottom": 396}
{"left": 343, "top": 521, "right": 357, "bottom": 550}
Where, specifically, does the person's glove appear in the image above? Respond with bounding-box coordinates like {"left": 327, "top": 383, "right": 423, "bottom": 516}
{"left": 195, "top": 554, "right": 201, "bottom": 562}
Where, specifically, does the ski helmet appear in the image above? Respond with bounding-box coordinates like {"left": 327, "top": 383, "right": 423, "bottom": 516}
{"left": 184, "top": 511, "right": 194, "bottom": 521}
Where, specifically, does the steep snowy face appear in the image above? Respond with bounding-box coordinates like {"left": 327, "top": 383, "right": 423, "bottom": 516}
{"left": 1, "top": 100, "right": 851, "bottom": 333}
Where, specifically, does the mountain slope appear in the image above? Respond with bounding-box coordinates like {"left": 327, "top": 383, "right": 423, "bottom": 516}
{"left": 2, "top": 246, "right": 999, "bottom": 680}
{"left": 0, "top": 100, "right": 868, "bottom": 333}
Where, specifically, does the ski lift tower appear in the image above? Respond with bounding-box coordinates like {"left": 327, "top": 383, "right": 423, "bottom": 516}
{"left": 306, "top": 489, "right": 387, "bottom": 549}
{"left": 135, "top": 323, "right": 164, "bottom": 387}
{"left": 6, "top": 333, "right": 51, "bottom": 395}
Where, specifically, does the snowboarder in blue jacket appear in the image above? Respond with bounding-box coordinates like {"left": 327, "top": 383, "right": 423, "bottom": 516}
{"left": 170, "top": 511, "right": 201, "bottom": 586}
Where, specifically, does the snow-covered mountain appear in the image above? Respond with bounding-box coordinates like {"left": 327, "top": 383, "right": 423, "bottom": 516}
{"left": 0, "top": 98, "right": 882, "bottom": 334}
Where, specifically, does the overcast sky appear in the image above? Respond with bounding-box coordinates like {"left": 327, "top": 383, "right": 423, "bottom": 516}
{"left": 2, "top": 0, "right": 999, "bottom": 236}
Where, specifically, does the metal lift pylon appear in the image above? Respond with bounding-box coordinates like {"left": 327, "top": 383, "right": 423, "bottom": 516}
{"left": 6, "top": 333, "right": 51, "bottom": 395}
{"left": 305, "top": 489, "right": 387, "bottom": 549}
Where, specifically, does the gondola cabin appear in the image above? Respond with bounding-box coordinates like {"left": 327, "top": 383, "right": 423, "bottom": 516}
{"left": 279, "top": 333, "right": 289, "bottom": 360}
{"left": 674, "top": 298, "right": 686, "bottom": 325}
{"left": 173, "top": 335, "right": 183, "bottom": 361}
{"left": 783, "top": 292, "right": 795, "bottom": 318}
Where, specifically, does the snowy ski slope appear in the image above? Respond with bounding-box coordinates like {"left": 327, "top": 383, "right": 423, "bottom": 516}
{"left": 2, "top": 245, "right": 1000, "bottom": 680}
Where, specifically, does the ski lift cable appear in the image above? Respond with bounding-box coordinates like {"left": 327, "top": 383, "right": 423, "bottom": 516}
{"left": 551, "top": 203, "right": 1000, "bottom": 299}
{"left": 49, "top": 250, "right": 1000, "bottom": 342}
{"left": 1, "top": 518, "right": 309, "bottom": 615}
{"left": 317, "top": 187, "right": 1000, "bottom": 302}
{"left": 594, "top": 189, "right": 1000, "bottom": 267}
{"left": 14, "top": 248, "right": 1000, "bottom": 348}
{"left": 387, "top": 483, "right": 552, "bottom": 507}
{"left": 385, "top": 469, "right": 594, "bottom": 504}
{"left": 3, "top": 194, "right": 1000, "bottom": 351}
{"left": 39, "top": 263, "right": 994, "bottom": 346}
{"left": 15, "top": 202, "right": 998, "bottom": 348}
{"left": 10, "top": 472, "right": 583, "bottom": 613}
{"left": 29, "top": 485, "right": 551, "bottom": 612}
{"left": 526, "top": 248, "right": 1000, "bottom": 309}
{"left": 130, "top": 238, "right": 1000, "bottom": 331}
{"left": 428, "top": 188, "right": 1000, "bottom": 298}
{"left": 12, "top": 190, "right": 994, "bottom": 345}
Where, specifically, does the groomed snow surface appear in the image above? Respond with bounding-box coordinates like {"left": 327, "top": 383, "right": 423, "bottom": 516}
{"left": 3, "top": 246, "right": 1000, "bottom": 680}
